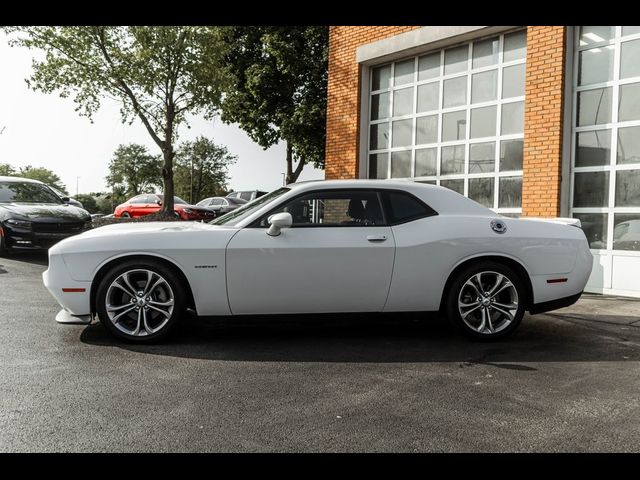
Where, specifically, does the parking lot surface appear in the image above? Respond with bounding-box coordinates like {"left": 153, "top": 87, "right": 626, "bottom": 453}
{"left": 1, "top": 253, "right": 639, "bottom": 452}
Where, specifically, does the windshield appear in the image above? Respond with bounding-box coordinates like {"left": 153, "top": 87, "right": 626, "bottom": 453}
{"left": 211, "top": 187, "right": 290, "bottom": 226}
{"left": 0, "top": 182, "right": 63, "bottom": 204}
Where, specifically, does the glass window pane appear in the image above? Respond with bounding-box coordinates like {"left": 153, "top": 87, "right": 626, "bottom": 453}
{"left": 504, "top": 30, "right": 526, "bottom": 62}
{"left": 502, "top": 64, "right": 525, "bottom": 99}
{"left": 394, "top": 59, "right": 415, "bottom": 86}
{"left": 469, "top": 177, "right": 494, "bottom": 207}
{"left": 500, "top": 139, "right": 524, "bottom": 171}
{"left": 578, "top": 46, "right": 614, "bottom": 85}
{"left": 391, "top": 151, "right": 412, "bottom": 178}
{"left": 415, "top": 148, "right": 437, "bottom": 177}
{"left": 501, "top": 101, "right": 524, "bottom": 135}
{"left": 472, "top": 37, "right": 499, "bottom": 68}
{"left": 369, "top": 153, "right": 388, "bottom": 179}
{"left": 574, "top": 213, "right": 608, "bottom": 249}
{"left": 370, "top": 123, "right": 389, "bottom": 150}
{"left": 392, "top": 119, "right": 413, "bottom": 147}
{"left": 441, "top": 145, "right": 465, "bottom": 175}
{"left": 622, "top": 26, "right": 640, "bottom": 37}
{"left": 616, "top": 169, "right": 640, "bottom": 206}
{"left": 619, "top": 82, "right": 640, "bottom": 121}
{"left": 393, "top": 87, "right": 414, "bottom": 117}
{"left": 440, "top": 179, "right": 464, "bottom": 194}
{"left": 618, "top": 126, "right": 640, "bottom": 164}
{"left": 444, "top": 45, "right": 468, "bottom": 75}
{"left": 499, "top": 176, "right": 522, "bottom": 208}
{"left": 470, "top": 105, "right": 497, "bottom": 138}
{"left": 577, "top": 88, "right": 612, "bottom": 126}
{"left": 613, "top": 213, "right": 640, "bottom": 251}
{"left": 579, "top": 26, "right": 615, "bottom": 46}
{"left": 576, "top": 130, "right": 611, "bottom": 167}
{"left": 469, "top": 142, "right": 496, "bottom": 173}
{"left": 620, "top": 39, "right": 640, "bottom": 79}
{"left": 419, "top": 180, "right": 437, "bottom": 185}
{"left": 471, "top": 69, "right": 497, "bottom": 103}
{"left": 417, "top": 82, "right": 439, "bottom": 112}
{"left": 573, "top": 171, "right": 610, "bottom": 207}
{"left": 370, "top": 92, "right": 389, "bottom": 120}
{"left": 372, "top": 65, "right": 391, "bottom": 90}
{"left": 442, "top": 110, "right": 467, "bottom": 142}
{"left": 416, "top": 115, "right": 438, "bottom": 145}
{"left": 418, "top": 53, "right": 440, "bottom": 81}
{"left": 443, "top": 76, "right": 467, "bottom": 108}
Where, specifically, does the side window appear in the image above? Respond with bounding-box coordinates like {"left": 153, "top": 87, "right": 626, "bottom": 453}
{"left": 240, "top": 192, "right": 253, "bottom": 201}
{"left": 130, "top": 195, "right": 146, "bottom": 204}
{"left": 382, "top": 191, "right": 437, "bottom": 225}
{"left": 257, "top": 190, "right": 385, "bottom": 227}
{"left": 212, "top": 198, "right": 224, "bottom": 206}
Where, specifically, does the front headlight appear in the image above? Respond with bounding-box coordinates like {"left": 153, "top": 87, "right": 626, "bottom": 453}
{"left": 182, "top": 208, "right": 194, "bottom": 214}
{"left": 5, "top": 218, "right": 32, "bottom": 229}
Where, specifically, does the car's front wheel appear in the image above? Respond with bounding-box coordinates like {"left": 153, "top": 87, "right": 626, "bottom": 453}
{"left": 0, "top": 232, "right": 8, "bottom": 257}
{"left": 120, "top": 211, "right": 131, "bottom": 218}
{"left": 446, "top": 261, "right": 526, "bottom": 341}
{"left": 95, "top": 259, "right": 185, "bottom": 343}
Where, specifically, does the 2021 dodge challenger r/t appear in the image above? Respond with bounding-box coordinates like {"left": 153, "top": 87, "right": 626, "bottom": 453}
{"left": 43, "top": 180, "right": 593, "bottom": 342}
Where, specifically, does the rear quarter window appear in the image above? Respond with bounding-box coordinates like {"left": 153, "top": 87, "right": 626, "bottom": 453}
{"left": 383, "top": 191, "right": 437, "bottom": 225}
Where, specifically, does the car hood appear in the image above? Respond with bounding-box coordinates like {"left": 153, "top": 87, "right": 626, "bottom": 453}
{"left": 0, "top": 203, "right": 90, "bottom": 221}
{"left": 74, "top": 220, "right": 230, "bottom": 238}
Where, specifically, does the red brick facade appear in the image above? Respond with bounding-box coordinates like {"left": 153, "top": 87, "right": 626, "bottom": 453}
{"left": 325, "top": 26, "right": 568, "bottom": 218}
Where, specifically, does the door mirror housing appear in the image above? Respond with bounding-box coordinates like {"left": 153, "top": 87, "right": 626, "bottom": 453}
{"left": 267, "top": 212, "right": 293, "bottom": 236}
{"left": 156, "top": 200, "right": 162, "bottom": 205}
{"left": 61, "top": 196, "right": 70, "bottom": 203}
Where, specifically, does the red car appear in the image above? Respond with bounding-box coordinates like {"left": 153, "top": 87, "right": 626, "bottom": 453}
{"left": 114, "top": 194, "right": 216, "bottom": 221}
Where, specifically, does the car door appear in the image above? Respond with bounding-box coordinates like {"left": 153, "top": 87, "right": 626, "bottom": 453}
{"left": 225, "top": 189, "right": 396, "bottom": 315}
{"left": 127, "top": 195, "right": 146, "bottom": 217}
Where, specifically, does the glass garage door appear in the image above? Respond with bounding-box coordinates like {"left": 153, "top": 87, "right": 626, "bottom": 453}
{"left": 571, "top": 26, "right": 640, "bottom": 297}
{"left": 367, "top": 29, "right": 526, "bottom": 216}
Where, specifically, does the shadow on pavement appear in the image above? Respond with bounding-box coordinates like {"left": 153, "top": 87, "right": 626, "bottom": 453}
{"left": 78, "top": 310, "right": 640, "bottom": 365}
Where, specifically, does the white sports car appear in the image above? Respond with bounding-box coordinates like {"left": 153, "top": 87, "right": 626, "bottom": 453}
{"left": 43, "top": 180, "right": 593, "bottom": 342}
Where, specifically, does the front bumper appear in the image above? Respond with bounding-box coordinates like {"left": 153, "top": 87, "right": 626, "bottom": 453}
{"left": 3, "top": 223, "right": 90, "bottom": 251}
{"left": 43, "top": 254, "right": 92, "bottom": 317}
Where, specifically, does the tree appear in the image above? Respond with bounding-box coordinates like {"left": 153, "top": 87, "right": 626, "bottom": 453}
{"left": 0, "top": 163, "right": 16, "bottom": 176}
{"left": 219, "top": 26, "right": 328, "bottom": 184}
{"left": 74, "top": 193, "right": 98, "bottom": 213}
{"left": 4, "top": 26, "right": 228, "bottom": 214}
{"left": 106, "top": 144, "right": 162, "bottom": 197}
{"left": 19, "top": 166, "right": 67, "bottom": 192}
{"left": 173, "top": 136, "right": 236, "bottom": 203}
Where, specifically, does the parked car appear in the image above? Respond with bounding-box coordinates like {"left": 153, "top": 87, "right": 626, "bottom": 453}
{"left": 113, "top": 194, "right": 215, "bottom": 221}
{"left": 0, "top": 176, "right": 92, "bottom": 256}
{"left": 226, "top": 190, "right": 267, "bottom": 202}
{"left": 613, "top": 219, "right": 640, "bottom": 251}
{"left": 49, "top": 186, "right": 84, "bottom": 209}
{"left": 43, "top": 180, "right": 593, "bottom": 343}
{"left": 196, "top": 196, "right": 247, "bottom": 215}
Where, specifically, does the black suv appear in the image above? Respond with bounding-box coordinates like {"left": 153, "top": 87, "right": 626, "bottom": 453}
{"left": 0, "top": 176, "right": 92, "bottom": 256}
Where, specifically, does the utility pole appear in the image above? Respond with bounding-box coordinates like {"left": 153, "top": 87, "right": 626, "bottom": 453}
{"left": 76, "top": 176, "right": 80, "bottom": 197}
{"left": 190, "top": 157, "right": 194, "bottom": 204}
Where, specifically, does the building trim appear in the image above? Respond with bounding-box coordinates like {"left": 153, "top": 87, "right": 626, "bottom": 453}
{"left": 355, "top": 26, "right": 520, "bottom": 66}
{"left": 560, "top": 26, "right": 575, "bottom": 217}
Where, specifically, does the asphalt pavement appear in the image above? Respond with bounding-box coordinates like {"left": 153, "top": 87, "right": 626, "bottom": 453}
{"left": 1, "top": 253, "right": 639, "bottom": 452}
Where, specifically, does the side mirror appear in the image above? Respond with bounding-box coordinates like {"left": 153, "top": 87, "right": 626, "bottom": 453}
{"left": 267, "top": 212, "right": 293, "bottom": 237}
{"left": 156, "top": 200, "right": 162, "bottom": 205}
{"left": 61, "top": 196, "right": 70, "bottom": 203}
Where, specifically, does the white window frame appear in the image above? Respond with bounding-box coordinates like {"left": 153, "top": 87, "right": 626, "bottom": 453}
{"left": 570, "top": 26, "right": 640, "bottom": 256}
{"left": 365, "top": 29, "right": 526, "bottom": 215}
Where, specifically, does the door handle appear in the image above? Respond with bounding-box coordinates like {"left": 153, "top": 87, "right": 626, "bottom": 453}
{"left": 367, "top": 235, "right": 387, "bottom": 242}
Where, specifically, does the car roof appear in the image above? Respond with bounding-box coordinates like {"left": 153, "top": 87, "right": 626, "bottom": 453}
{"left": 0, "top": 176, "right": 45, "bottom": 184}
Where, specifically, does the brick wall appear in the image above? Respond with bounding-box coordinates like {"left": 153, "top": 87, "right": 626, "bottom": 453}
{"left": 325, "top": 26, "right": 568, "bottom": 218}
{"left": 325, "top": 26, "right": 421, "bottom": 179}
{"left": 522, "top": 26, "right": 567, "bottom": 217}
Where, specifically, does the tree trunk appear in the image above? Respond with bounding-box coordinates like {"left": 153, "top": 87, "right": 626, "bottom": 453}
{"left": 285, "top": 142, "right": 306, "bottom": 184}
{"left": 161, "top": 146, "right": 175, "bottom": 214}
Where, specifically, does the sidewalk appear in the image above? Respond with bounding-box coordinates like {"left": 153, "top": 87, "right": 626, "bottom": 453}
{"left": 548, "top": 293, "right": 640, "bottom": 327}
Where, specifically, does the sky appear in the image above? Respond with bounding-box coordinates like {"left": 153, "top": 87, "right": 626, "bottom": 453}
{"left": 0, "top": 32, "right": 324, "bottom": 197}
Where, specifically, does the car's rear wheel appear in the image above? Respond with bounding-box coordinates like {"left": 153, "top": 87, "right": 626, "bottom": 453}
{"left": 121, "top": 212, "right": 131, "bottom": 218}
{"left": 96, "top": 259, "right": 185, "bottom": 343}
{"left": 446, "top": 261, "right": 526, "bottom": 341}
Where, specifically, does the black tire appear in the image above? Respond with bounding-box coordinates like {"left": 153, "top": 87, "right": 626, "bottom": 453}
{"left": 445, "top": 260, "right": 527, "bottom": 341}
{"left": 95, "top": 259, "right": 185, "bottom": 343}
{"left": 121, "top": 212, "right": 131, "bottom": 218}
{"left": 0, "top": 233, "right": 8, "bottom": 257}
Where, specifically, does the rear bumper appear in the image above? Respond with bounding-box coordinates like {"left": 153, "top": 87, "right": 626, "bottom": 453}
{"left": 529, "top": 291, "right": 583, "bottom": 314}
